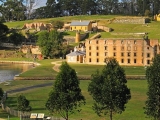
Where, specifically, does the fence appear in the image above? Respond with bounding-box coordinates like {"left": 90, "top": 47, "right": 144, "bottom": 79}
{"left": 2, "top": 105, "right": 77, "bottom": 120}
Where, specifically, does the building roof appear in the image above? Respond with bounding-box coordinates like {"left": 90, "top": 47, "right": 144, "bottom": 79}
{"left": 70, "top": 21, "right": 90, "bottom": 26}
{"left": 66, "top": 51, "right": 86, "bottom": 56}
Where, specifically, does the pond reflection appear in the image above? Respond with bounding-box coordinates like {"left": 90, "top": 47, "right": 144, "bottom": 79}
{"left": 0, "top": 63, "right": 33, "bottom": 82}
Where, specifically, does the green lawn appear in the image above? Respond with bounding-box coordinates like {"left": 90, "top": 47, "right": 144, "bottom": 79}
{"left": 1, "top": 80, "right": 150, "bottom": 120}
{"left": 4, "top": 15, "right": 160, "bottom": 39}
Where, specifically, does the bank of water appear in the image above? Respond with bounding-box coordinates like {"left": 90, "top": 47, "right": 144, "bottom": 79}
{"left": 0, "top": 63, "right": 33, "bottom": 82}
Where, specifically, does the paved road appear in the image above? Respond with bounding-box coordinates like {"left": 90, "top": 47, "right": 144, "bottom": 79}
{"left": 6, "top": 82, "right": 53, "bottom": 94}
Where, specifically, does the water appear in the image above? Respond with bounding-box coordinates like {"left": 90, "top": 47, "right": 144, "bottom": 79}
{"left": 0, "top": 63, "right": 33, "bottom": 82}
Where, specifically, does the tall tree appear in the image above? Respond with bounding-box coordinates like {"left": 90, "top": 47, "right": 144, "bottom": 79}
{"left": 0, "top": 88, "right": 4, "bottom": 101}
{"left": 88, "top": 58, "right": 131, "bottom": 120}
{"left": 46, "top": 62, "right": 85, "bottom": 120}
{"left": 37, "top": 30, "right": 64, "bottom": 58}
{"left": 17, "top": 95, "right": 32, "bottom": 113}
{"left": 0, "top": 22, "right": 9, "bottom": 43}
{"left": 9, "top": 32, "right": 25, "bottom": 46}
{"left": 145, "top": 54, "right": 160, "bottom": 119}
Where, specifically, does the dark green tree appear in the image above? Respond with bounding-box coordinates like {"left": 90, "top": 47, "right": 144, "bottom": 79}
{"left": 17, "top": 95, "right": 32, "bottom": 113}
{"left": 46, "top": 62, "right": 85, "bottom": 120}
{"left": 0, "top": 88, "right": 4, "bottom": 101}
{"left": 88, "top": 58, "right": 131, "bottom": 120}
{"left": 9, "top": 32, "right": 25, "bottom": 46}
{"left": 0, "top": 22, "right": 9, "bottom": 42}
{"left": 37, "top": 30, "right": 63, "bottom": 58}
{"left": 145, "top": 54, "right": 160, "bottom": 119}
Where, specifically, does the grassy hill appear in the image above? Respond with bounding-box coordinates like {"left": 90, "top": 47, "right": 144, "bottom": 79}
{"left": 4, "top": 15, "right": 160, "bottom": 40}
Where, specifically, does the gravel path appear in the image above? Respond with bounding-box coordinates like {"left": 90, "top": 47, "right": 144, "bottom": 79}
{"left": 7, "top": 82, "right": 53, "bottom": 94}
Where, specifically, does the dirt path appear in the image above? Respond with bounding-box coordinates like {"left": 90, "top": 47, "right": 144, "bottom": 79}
{"left": 51, "top": 60, "right": 64, "bottom": 72}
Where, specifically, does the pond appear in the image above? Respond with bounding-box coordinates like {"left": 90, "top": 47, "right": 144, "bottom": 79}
{"left": 0, "top": 63, "right": 33, "bottom": 82}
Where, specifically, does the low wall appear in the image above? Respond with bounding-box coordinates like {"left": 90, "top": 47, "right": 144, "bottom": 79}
{"left": 14, "top": 75, "right": 146, "bottom": 80}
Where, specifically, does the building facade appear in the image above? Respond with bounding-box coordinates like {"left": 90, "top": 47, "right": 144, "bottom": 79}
{"left": 85, "top": 38, "right": 160, "bottom": 66}
{"left": 70, "top": 20, "right": 92, "bottom": 31}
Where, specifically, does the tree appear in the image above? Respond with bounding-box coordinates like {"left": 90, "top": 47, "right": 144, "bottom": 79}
{"left": 88, "top": 58, "right": 131, "bottom": 120}
{"left": 145, "top": 54, "right": 160, "bottom": 119}
{"left": 9, "top": 32, "right": 25, "bottom": 46}
{"left": 0, "top": 22, "right": 9, "bottom": 42}
{"left": 46, "top": 62, "right": 85, "bottom": 120}
{"left": 37, "top": 30, "right": 64, "bottom": 58}
{"left": 17, "top": 95, "right": 32, "bottom": 113}
{"left": 0, "top": 88, "right": 4, "bottom": 101}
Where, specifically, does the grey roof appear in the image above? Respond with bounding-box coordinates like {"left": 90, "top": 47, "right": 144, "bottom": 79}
{"left": 66, "top": 51, "right": 86, "bottom": 56}
{"left": 70, "top": 21, "right": 90, "bottom": 26}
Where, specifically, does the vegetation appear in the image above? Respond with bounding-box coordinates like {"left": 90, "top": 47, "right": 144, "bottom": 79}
{"left": 46, "top": 62, "right": 85, "bottom": 120}
{"left": 145, "top": 54, "right": 160, "bottom": 119}
{"left": 0, "top": 88, "right": 4, "bottom": 101}
{"left": 88, "top": 58, "right": 131, "bottom": 120}
{"left": 17, "top": 95, "right": 32, "bottom": 113}
{"left": 0, "top": 80, "right": 149, "bottom": 120}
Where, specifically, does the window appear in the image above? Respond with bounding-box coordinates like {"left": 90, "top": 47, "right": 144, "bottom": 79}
{"left": 121, "top": 59, "right": 124, "bottom": 63}
{"left": 89, "top": 52, "right": 91, "bottom": 56}
{"left": 134, "top": 40, "right": 136, "bottom": 44}
{"left": 127, "top": 46, "right": 131, "bottom": 51}
{"left": 147, "top": 47, "right": 149, "bottom": 50}
{"left": 89, "top": 41, "right": 91, "bottom": 44}
{"left": 113, "top": 52, "right": 116, "bottom": 56}
{"left": 127, "top": 52, "right": 131, "bottom": 57}
{"left": 127, "top": 41, "right": 130, "bottom": 44}
{"left": 74, "top": 27, "right": 76, "bottom": 29}
{"left": 121, "top": 46, "right": 124, "bottom": 51}
{"left": 128, "top": 59, "right": 130, "bottom": 64}
{"left": 104, "top": 40, "right": 107, "bottom": 44}
{"left": 96, "top": 46, "right": 99, "bottom": 50}
{"left": 142, "top": 59, "right": 143, "bottom": 64}
{"left": 105, "top": 52, "right": 108, "bottom": 56}
{"left": 104, "top": 46, "right": 108, "bottom": 50}
{"left": 89, "top": 58, "right": 91, "bottom": 62}
{"left": 147, "top": 53, "right": 150, "bottom": 58}
{"left": 97, "top": 52, "right": 99, "bottom": 56}
{"left": 121, "top": 40, "right": 124, "bottom": 44}
{"left": 96, "top": 40, "right": 99, "bottom": 44}
{"left": 113, "top": 40, "right": 116, "bottom": 44}
{"left": 121, "top": 52, "right": 124, "bottom": 57}
{"left": 134, "top": 46, "right": 137, "bottom": 51}
{"left": 113, "top": 46, "right": 116, "bottom": 50}
{"left": 134, "top": 59, "right": 137, "bottom": 63}
{"left": 134, "top": 53, "right": 137, "bottom": 57}
{"left": 147, "top": 60, "right": 150, "bottom": 64}
{"left": 97, "top": 58, "right": 99, "bottom": 62}
{"left": 89, "top": 46, "right": 91, "bottom": 50}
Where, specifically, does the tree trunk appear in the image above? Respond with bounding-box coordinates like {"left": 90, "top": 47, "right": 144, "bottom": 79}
{"left": 110, "top": 109, "right": 112, "bottom": 120}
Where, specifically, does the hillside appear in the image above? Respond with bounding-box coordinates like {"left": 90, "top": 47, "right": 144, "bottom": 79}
{"left": 4, "top": 15, "right": 160, "bottom": 40}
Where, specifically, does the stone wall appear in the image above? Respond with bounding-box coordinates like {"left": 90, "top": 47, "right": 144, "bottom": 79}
{"left": 113, "top": 17, "right": 147, "bottom": 24}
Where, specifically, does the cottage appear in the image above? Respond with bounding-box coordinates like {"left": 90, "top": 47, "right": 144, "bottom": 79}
{"left": 70, "top": 20, "right": 92, "bottom": 32}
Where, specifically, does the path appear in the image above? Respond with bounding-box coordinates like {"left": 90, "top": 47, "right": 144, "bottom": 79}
{"left": 6, "top": 83, "right": 52, "bottom": 94}
{"left": 51, "top": 60, "right": 64, "bottom": 72}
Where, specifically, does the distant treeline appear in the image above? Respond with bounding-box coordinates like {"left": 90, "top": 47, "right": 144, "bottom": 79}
{"left": 0, "top": 0, "right": 160, "bottom": 21}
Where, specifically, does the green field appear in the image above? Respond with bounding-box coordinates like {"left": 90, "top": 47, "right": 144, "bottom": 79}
{"left": 4, "top": 15, "right": 160, "bottom": 39}
{"left": 0, "top": 80, "right": 150, "bottom": 120}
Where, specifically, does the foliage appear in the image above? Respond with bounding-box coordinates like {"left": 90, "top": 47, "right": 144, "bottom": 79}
{"left": 46, "top": 62, "right": 85, "bottom": 120}
{"left": 88, "top": 58, "right": 131, "bottom": 120}
{"left": 145, "top": 54, "right": 160, "bottom": 119}
{"left": 9, "top": 32, "right": 25, "bottom": 46}
{"left": 0, "top": 22, "right": 9, "bottom": 42}
{"left": 37, "top": 30, "right": 66, "bottom": 58}
{"left": 0, "top": 88, "right": 4, "bottom": 101}
{"left": 17, "top": 95, "right": 31, "bottom": 113}
{"left": 51, "top": 20, "right": 64, "bottom": 29}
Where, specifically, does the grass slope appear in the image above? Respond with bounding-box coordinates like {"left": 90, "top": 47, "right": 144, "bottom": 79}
{"left": 0, "top": 80, "right": 150, "bottom": 120}
{"left": 4, "top": 15, "right": 160, "bottom": 39}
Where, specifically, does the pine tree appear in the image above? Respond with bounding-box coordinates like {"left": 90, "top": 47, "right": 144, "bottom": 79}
{"left": 88, "top": 58, "right": 131, "bottom": 120}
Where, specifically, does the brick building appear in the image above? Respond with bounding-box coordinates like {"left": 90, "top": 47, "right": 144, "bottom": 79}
{"left": 85, "top": 38, "right": 160, "bottom": 66}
